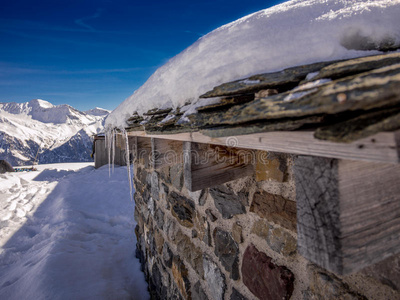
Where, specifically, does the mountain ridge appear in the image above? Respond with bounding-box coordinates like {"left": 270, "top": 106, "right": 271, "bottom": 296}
{"left": 0, "top": 99, "right": 108, "bottom": 166}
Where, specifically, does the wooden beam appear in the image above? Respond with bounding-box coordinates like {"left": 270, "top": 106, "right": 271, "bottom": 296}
{"left": 183, "top": 142, "right": 254, "bottom": 191}
{"left": 151, "top": 138, "right": 183, "bottom": 169}
{"left": 115, "top": 133, "right": 126, "bottom": 149}
{"left": 127, "top": 130, "right": 400, "bottom": 164}
{"left": 137, "top": 137, "right": 152, "bottom": 168}
{"left": 295, "top": 156, "right": 400, "bottom": 275}
{"left": 94, "top": 139, "right": 107, "bottom": 169}
{"left": 127, "top": 135, "right": 137, "bottom": 163}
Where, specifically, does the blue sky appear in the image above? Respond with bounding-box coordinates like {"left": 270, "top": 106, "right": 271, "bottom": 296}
{"left": 0, "top": 0, "right": 282, "bottom": 111}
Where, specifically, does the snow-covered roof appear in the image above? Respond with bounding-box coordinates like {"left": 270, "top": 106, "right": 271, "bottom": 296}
{"left": 121, "top": 52, "right": 400, "bottom": 143}
{"left": 106, "top": 0, "right": 400, "bottom": 130}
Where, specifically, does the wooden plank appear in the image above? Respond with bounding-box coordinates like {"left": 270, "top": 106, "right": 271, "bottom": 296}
{"left": 151, "top": 138, "right": 183, "bottom": 169}
{"left": 113, "top": 146, "right": 126, "bottom": 167}
{"left": 115, "top": 133, "right": 126, "bottom": 149}
{"left": 184, "top": 142, "right": 254, "bottom": 191}
{"left": 294, "top": 156, "right": 342, "bottom": 273}
{"left": 137, "top": 137, "right": 152, "bottom": 168}
{"left": 128, "top": 136, "right": 138, "bottom": 162}
{"left": 295, "top": 156, "right": 400, "bottom": 275}
{"left": 339, "top": 160, "right": 400, "bottom": 274}
{"left": 127, "top": 130, "right": 399, "bottom": 164}
{"left": 95, "top": 139, "right": 108, "bottom": 169}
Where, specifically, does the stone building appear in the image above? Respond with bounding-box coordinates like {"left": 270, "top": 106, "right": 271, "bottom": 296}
{"left": 108, "top": 53, "right": 400, "bottom": 299}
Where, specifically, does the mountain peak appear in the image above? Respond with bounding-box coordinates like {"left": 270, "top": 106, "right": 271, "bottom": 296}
{"left": 29, "top": 99, "right": 54, "bottom": 109}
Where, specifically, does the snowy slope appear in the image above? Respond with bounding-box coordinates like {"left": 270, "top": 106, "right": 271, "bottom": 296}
{"left": 85, "top": 107, "right": 111, "bottom": 117}
{"left": 106, "top": 0, "right": 400, "bottom": 129}
{"left": 0, "top": 99, "right": 108, "bottom": 166}
{"left": 0, "top": 163, "right": 149, "bottom": 300}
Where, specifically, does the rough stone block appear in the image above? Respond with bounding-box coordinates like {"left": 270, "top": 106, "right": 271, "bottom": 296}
{"left": 168, "top": 191, "right": 196, "bottom": 228}
{"left": 172, "top": 256, "right": 191, "bottom": 300}
{"left": 147, "top": 197, "right": 155, "bottom": 216}
{"left": 267, "top": 227, "right": 297, "bottom": 256}
{"left": 154, "top": 229, "right": 164, "bottom": 255}
{"left": 205, "top": 209, "right": 218, "bottom": 222}
{"left": 176, "top": 230, "right": 204, "bottom": 278}
{"left": 134, "top": 207, "right": 143, "bottom": 227}
{"left": 148, "top": 232, "right": 157, "bottom": 257}
{"left": 149, "top": 263, "right": 168, "bottom": 300}
{"left": 203, "top": 221, "right": 212, "bottom": 247}
{"left": 198, "top": 189, "right": 208, "bottom": 206}
{"left": 232, "top": 222, "right": 243, "bottom": 244}
{"left": 251, "top": 219, "right": 269, "bottom": 239}
{"left": 213, "top": 228, "right": 240, "bottom": 280}
{"left": 159, "top": 165, "right": 171, "bottom": 184}
{"left": 210, "top": 185, "right": 246, "bottom": 219}
{"left": 150, "top": 171, "right": 160, "bottom": 201}
{"left": 230, "top": 288, "right": 248, "bottom": 300}
{"left": 242, "top": 244, "right": 294, "bottom": 300}
{"left": 155, "top": 208, "right": 165, "bottom": 230}
{"left": 250, "top": 191, "right": 296, "bottom": 231}
{"left": 162, "top": 242, "right": 173, "bottom": 268}
{"left": 203, "top": 255, "right": 226, "bottom": 300}
{"left": 308, "top": 265, "right": 367, "bottom": 300}
{"left": 192, "top": 281, "right": 208, "bottom": 300}
{"left": 137, "top": 167, "right": 148, "bottom": 187}
{"left": 165, "top": 216, "right": 178, "bottom": 242}
{"left": 188, "top": 189, "right": 208, "bottom": 206}
{"left": 193, "top": 215, "right": 211, "bottom": 246}
{"left": 160, "top": 183, "right": 170, "bottom": 209}
{"left": 256, "top": 151, "right": 288, "bottom": 182}
{"left": 170, "top": 163, "right": 184, "bottom": 191}
{"left": 134, "top": 224, "right": 140, "bottom": 242}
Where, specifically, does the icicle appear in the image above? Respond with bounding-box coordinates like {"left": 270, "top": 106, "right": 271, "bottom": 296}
{"left": 112, "top": 129, "right": 115, "bottom": 173}
{"left": 124, "top": 130, "right": 134, "bottom": 201}
{"left": 105, "top": 128, "right": 113, "bottom": 177}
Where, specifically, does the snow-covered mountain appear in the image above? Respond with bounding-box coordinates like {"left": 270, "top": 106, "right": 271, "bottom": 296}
{"left": 0, "top": 99, "right": 108, "bottom": 166}
{"left": 84, "top": 107, "right": 110, "bottom": 117}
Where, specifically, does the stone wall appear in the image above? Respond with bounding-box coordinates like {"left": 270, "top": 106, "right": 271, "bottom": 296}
{"left": 133, "top": 149, "right": 400, "bottom": 300}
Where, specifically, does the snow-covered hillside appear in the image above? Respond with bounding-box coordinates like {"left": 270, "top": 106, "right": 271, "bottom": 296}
{"left": 106, "top": 0, "right": 400, "bottom": 129}
{"left": 0, "top": 99, "right": 108, "bottom": 166}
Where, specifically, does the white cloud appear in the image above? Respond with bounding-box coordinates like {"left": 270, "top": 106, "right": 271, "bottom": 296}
{"left": 74, "top": 8, "right": 104, "bottom": 32}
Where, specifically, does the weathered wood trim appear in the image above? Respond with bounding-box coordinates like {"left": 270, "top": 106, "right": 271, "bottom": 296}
{"left": 137, "top": 137, "right": 152, "bottom": 168}
{"left": 183, "top": 141, "right": 254, "bottom": 191}
{"left": 115, "top": 133, "right": 126, "bottom": 149}
{"left": 95, "top": 139, "right": 108, "bottom": 169}
{"left": 127, "top": 130, "right": 400, "bottom": 164}
{"left": 295, "top": 156, "right": 400, "bottom": 275}
{"left": 395, "top": 130, "right": 400, "bottom": 161}
{"left": 295, "top": 156, "right": 342, "bottom": 273}
{"left": 128, "top": 136, "right": 138, "bottom": 162}
{"left": 339, "top": 160, "right": 400, "bottom": 274}
{"left": 151, "top": 138, "right": 183, "bottom": 169}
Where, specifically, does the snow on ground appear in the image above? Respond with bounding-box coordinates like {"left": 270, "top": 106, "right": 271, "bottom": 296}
{"left": 106, "top": 0, "right": 400, "bottom": 129}
{"left": 0, "top": 163, "right": 149, "bottom": 300}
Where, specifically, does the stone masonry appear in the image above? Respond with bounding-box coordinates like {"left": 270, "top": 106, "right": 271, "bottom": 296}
{"left": 133, "top": 149, "right": 400, "bottom": 300}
